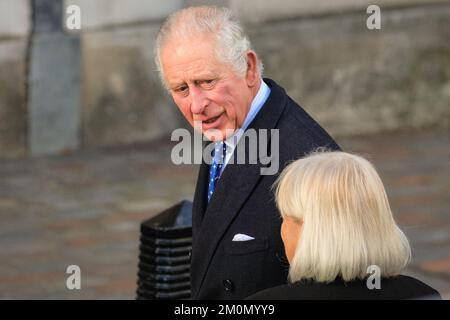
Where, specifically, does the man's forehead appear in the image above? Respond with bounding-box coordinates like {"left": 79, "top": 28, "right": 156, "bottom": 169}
{"left": 162, "top": 34, "right": 216, "bottom": 60}
{"left": 161, "top": 39, "right": 225, "bottom": 85}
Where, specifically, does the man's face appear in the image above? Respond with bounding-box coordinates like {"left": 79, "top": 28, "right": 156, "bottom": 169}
{"left": 160, "top": 35, "right": 255, "bottom": 141}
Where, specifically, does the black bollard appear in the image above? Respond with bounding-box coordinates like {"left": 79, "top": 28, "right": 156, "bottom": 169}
{"left": 136, "top": 200, "right": 193, "bottom": 300}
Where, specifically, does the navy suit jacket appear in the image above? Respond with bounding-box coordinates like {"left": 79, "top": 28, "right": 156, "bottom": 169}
{"left": 190, "top": 78, "right": 340, "bottom": 299}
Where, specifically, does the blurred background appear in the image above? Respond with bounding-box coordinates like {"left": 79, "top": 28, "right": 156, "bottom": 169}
{"left": 0, "top": 0, "right": 449, "bottom": 299}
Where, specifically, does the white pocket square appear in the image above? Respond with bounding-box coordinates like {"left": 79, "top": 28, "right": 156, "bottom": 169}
{"left": 232, "top": 233, "right": 255, "bottom": 242}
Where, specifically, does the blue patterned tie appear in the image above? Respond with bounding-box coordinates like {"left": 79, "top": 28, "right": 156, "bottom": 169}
{"left": 207, "top": 141, "right": 227, "bottom": 202}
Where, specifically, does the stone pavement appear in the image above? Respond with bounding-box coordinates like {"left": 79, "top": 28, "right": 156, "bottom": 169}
{"left": 0, "top": 128, "right": 449, "bottom": 299}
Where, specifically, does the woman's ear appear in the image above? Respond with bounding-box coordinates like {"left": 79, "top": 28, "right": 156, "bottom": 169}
{"left": 281, "top": 216, "right": 303, "bottom": 264}
{"left": 245, "top": 51, "right": 259, "bottom": 87}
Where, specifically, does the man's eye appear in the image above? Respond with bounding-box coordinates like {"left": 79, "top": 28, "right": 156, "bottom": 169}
{"left": 174, "top": 86, "right": 189, "bottom": 95}
{"left": 201, "top": 79, "right": 216, "bottom": 88}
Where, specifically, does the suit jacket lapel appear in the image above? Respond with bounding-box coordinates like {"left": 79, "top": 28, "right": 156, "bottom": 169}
{"left": 190, "top": 79, "right": 288, "bottom": 297}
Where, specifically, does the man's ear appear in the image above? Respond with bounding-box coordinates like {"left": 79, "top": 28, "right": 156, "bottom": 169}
{"left": 245, "top": 51, "right": 259, "bottom": 87}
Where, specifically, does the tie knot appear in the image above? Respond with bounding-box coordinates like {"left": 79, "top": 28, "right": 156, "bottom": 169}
{"left": 208, "top": 141, "right": 227, "bottom": 203}
{"left": 213, "top": 141, "right": 227, "bottom": 165}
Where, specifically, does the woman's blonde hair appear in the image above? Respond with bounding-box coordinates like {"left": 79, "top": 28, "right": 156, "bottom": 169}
{"left": 275, "top": 151, "right": 411, "bottom": 283}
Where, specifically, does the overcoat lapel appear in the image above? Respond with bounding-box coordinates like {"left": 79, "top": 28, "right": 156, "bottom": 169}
{"left": 192, "top": 149, "right": 210, "bottom": 239}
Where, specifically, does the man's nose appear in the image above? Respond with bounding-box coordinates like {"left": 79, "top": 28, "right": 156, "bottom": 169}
{"left": 190, "top": 86, "right": 208, "bottom": 115}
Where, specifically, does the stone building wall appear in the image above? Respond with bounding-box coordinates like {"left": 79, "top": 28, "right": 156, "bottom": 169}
{"left": 0, "top": 0, "right": 449, "bottom": 158}
{"left": 247, "top": 2, "right": 450, "bottom": 136}
{"left": 0, "top": 0, "right": 30, "bottom": 158}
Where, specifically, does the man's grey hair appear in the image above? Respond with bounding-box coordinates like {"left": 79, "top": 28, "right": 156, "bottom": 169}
{"left": 154, "top": 6, "right": 264, "bottom": 89}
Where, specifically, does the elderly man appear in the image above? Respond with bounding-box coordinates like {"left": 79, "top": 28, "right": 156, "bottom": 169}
{"left": 155, "top": 6, "right": 339, "bottom": 299}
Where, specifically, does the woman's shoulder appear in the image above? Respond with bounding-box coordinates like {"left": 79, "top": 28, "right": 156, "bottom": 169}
{"left": 246, "top": 280, "right": 342, "bottom": 300}
{"left": 246, "top": 275, "right": 442, "bottom": 300}
{"left": 383, "top": 275, "right": 442, "bottom": 299}
{"left": 246, "top": 283, "right": 302, "bottom": 300}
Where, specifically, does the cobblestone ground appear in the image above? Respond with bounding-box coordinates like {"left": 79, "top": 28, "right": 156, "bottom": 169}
{"left": 0, "top": 128, "right": 449, "bottom": 299}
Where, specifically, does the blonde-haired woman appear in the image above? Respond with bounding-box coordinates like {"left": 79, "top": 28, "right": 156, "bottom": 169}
{"left": 248, "top": 151, "right": 441, "bottom": 300}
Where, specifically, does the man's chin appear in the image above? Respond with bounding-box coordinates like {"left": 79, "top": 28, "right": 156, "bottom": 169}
{"left": 203, "top": 131, "right": 225, "bottom": 142}
{"left": 203, "top": 127, "right": 236, "bottom": 142}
